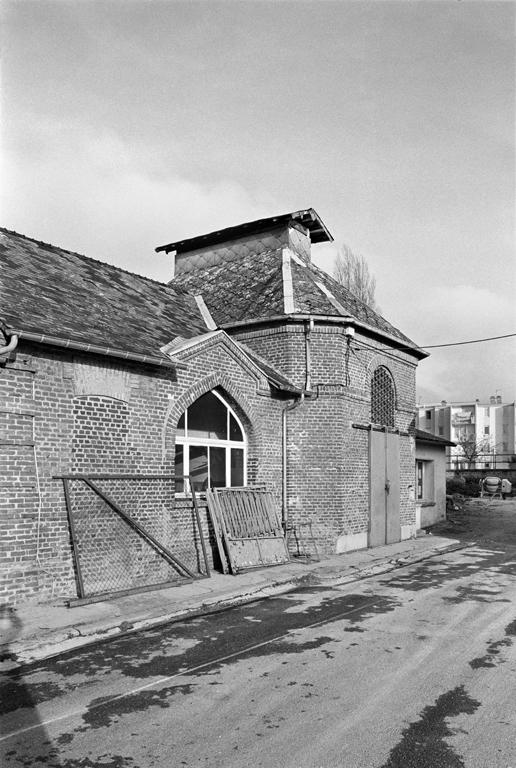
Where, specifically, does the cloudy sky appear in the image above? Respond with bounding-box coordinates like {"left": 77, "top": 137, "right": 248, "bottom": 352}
{"left": 2, "top": 0, "right": 515, "bottom": 404}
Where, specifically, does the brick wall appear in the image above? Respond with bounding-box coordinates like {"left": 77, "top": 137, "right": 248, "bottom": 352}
{"left": 232, "top": 321, "right": 418, "bottom": 552}
{"left": 0, "top": 337, "right": 287, "bottom": 604}
{"left": 1, "top": 319, "right": 419, "bottom": 603}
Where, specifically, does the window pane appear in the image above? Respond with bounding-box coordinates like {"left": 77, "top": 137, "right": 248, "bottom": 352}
{"left": 177, "top": 412, "right": 185, "bottom": 436}
{"left": 190, "top": 445, "right": 208, "bottom": 492}
{"left": 209, "top": 446, "right": 226, "bottom": 488}
{"left": 416, "top": 461, "right": 423, "bottom": 500}
{"left": 231, "top": 448, "right": 244, "bottom": 487}
{"left": 175, "top": 445, "right": 184, "bottom": 494}
{"left": 188, "top": 392, "right": 227, "bottom": 439}
{"left": 229, "top": 413, "right": 243, "bottom": 441}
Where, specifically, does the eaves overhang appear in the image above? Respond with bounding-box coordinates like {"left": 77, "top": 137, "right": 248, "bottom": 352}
{"left": 220, "top": 314, "right": 428, "bottom": 360}
{"left": 415, "top": 428, "right": 456, "bottom": 447}
{"left": 155, "top": 208, "right": 333, "bottom": 254}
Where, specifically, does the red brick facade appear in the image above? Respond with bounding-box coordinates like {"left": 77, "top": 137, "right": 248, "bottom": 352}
{"left": 1, "top": 213, "right": 424, "bottom": 604}
{"left": 1, "top": 319, "right": 417, "bottom": 604}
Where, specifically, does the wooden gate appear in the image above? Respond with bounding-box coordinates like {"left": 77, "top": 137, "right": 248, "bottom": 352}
{"left": 206, "top": 487, "right": 289, "bottom": 573}
{"left": 369, "top": 429, "right": 400, "bottom": 547}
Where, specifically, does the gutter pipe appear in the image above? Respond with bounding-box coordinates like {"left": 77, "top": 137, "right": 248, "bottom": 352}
{"left": 282, "top": 315, "right": 314, "bottom": 530}
{"left": 0, "top": 333, "right": 19, "bottom": 356}
{"left": 7, "top": 330, "right": 187, "bottom": 370}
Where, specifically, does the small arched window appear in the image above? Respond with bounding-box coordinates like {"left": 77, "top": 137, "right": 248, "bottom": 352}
{"left": 175, "top": 390, "right": 246, "bottom": 493}
{"left": 371, "top": 366, "right": 395, "bottom": 427}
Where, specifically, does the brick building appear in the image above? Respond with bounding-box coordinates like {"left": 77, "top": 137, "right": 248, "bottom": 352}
{"left": 1, "top": 209, "right": 427, "bottom": 604}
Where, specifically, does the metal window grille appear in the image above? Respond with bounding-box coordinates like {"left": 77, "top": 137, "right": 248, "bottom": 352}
{"left": 371, "top": 366, "right": 395, "bottom": 426}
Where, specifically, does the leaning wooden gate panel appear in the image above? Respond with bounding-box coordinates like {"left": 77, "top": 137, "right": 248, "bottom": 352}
{"left": 59, "top": 474, "right": 210, "bottom": 604}
{"left": 369, "top": 430, "right": 400, "bottom": 547}
{"left": 206, "top": 487, "right": 289, "bottom": 574}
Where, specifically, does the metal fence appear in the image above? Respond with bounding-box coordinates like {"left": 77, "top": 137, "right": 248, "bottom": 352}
{"left": 58, "top": 474, "right": 209, "bottom": 604}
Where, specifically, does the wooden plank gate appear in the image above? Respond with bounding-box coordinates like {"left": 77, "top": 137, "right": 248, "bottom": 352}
{"left": 206, "top": 486, "right": 289, "bottom": 574}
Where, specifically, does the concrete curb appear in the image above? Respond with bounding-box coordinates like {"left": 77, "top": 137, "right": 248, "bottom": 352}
{"left": 0, "top": 540, "right": 470, "bottom": 671}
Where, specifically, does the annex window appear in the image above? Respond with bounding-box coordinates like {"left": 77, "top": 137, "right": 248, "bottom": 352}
{"left": 425, "top": 410, "right": 431, "bottom": 420}
{"left": 371, "top": 366, "right": 395, "bottom": 427}
{"left": 416, "top": 459, "right": 434, "bottom": 502}
{"left": 175, "top": 390, "right": 246, "bottom": 494}
{"left": 416, "top": 460, "right": 424, "bottom": 500}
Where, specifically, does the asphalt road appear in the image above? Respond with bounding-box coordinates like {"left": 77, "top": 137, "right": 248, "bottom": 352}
{"left": 1, "top": 501, "right": 516, "bottom": 768}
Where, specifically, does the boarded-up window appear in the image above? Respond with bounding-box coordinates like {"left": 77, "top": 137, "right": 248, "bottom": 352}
{"left": 371, "top": 366, "right": 395, "bottom": 427}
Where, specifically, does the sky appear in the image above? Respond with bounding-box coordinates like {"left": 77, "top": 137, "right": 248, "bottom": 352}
{"left": 1, "top": 0, "right": 515, "bottom": 404}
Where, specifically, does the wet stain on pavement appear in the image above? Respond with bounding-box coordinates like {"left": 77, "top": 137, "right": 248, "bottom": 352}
{"left": 505, "top": 618, "right": 516, "bottom": 635}
{"left": 377, "top": 546, "right": 516, "bottom": 602}
{"left": 379, "top": 685, "right": 481, "bottom": 768}
{"left": 469, "top": 616, "right": 516, "bottom": 669}
{"left": 60, "top": 756, "right": 138, "bottom": 768}
{"left": 442, "top": 584, "right": 510, "bottom": 605}
{"left": 0, "top": 590, "right": 401, "bottom": 715}
{"left": 469, "top": 638, "right": 511, "bottom": 669}
{"left": 82, "top": 683, "right": 194, "bottom": 729}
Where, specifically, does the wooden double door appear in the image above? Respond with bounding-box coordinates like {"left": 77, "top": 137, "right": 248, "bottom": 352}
{"left": 369, "top": 429, "right": 401, "bottom": 547}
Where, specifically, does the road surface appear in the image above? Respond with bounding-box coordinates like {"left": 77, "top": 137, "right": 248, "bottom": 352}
{"left": 1, "top": 500, "right": 516, "bottom": 767}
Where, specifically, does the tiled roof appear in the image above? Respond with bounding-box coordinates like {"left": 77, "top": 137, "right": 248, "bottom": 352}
{"left": 0, "top": 228, "right": 208, "bottom": 360}
{"left": 170, "top": 247, "right": 287, "bottom": 324}
{"left": 294, "top": 259, "right": 417, "bottom": 346}
{"left": 172, "top": 246, "right": 422, "bottom": 353}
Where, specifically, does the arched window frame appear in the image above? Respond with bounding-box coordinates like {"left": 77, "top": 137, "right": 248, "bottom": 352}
{"left": 370, "top": 365, "right": 396, "bottom": 427}
{"left": 175, "top": 390, "right": 247, "bottom": 494}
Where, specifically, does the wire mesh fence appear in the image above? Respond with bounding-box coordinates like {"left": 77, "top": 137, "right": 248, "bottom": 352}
{"left": 61, "top": 475, "right": 208, "bottom": 601}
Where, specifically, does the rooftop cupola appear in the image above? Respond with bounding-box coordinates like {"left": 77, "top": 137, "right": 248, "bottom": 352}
{"left": 155, "top": 208, "right": 333, "bottom": 278}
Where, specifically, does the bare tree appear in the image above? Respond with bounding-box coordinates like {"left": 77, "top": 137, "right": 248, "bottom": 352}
{"left": 454, "top": 434, "right": 500, "bottom": 469}
{"left": 333, "top": 244, "right": 378, "bottom": 310}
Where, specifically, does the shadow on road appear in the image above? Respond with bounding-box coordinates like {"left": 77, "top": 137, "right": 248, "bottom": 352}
{"left": 0, "top": 603, "right": 62, "bottom": 767}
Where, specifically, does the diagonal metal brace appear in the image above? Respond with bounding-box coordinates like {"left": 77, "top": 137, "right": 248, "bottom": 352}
{"left": 84, "top": 478, "right": 198, "bottom": 580}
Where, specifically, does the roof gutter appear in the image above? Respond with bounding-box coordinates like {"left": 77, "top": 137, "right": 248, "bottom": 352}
{"left": 221, "top": 314, "right": 428, "bottom": 360}
{"left": 9, "top": 329, "right": 187, "bottom": 370}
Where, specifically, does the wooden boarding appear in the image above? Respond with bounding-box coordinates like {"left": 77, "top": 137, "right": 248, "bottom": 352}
{"left": 206, "top": 486, "right": 289, "bottom": 574}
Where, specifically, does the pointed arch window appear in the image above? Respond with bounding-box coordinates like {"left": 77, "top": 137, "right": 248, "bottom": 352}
{"left": 175, "top": 390, "right": 246, "bottom": 493}
{"left": 371, "top": 366, "right": 395, "bottom": 427}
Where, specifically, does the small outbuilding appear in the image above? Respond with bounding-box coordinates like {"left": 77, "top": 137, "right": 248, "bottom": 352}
{"left": 415, "top": 429, "right": 455, "bottom": 529}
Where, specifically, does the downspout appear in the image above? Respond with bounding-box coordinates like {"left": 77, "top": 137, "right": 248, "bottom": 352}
{"left": 282, "top": 393, "right": 304, "bottom": 531}
{"left": 0, "top": 331, "right": 19, "bottom": 356}
{"left": 282, "top": 317, "right": 314, "bottom": 530}
{"left": 304, "top": 317, "right": 314, "bottom": 392}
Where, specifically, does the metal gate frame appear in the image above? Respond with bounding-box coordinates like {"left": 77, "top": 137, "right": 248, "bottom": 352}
{"left": 57, "top": 473, "right": 210, "bottom": 605}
